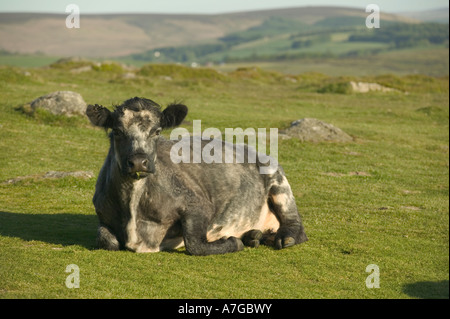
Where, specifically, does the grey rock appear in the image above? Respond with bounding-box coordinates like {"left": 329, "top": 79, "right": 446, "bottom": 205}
{"left": 349, "top": 81, "right": 398, "bottom": 93}
{"left": 42, "top": 171, "right": 94, "bottom": 179}
{"left": 70, "top": 65, "right": 92, "bottom": 74}
{"left": 282, "top": 118, "right": 353, "bottom": 143}
{"left": 2, "top": 171, "right": 94, "bottom": 184}
{"left": 30, "top": 91, "right": 86, "bottom": 116}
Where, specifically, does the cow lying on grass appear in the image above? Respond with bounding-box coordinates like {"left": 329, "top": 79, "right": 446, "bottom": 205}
{"left": 86, "top": 97, "right": 307, "bottom": 256}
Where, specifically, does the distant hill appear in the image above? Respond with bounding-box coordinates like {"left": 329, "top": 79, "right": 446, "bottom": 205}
{"left": 0, "top": 6, "right": 419, "bottom": 58}
{"left": 125, "top": 8, "right": 447, "bottom": 65}
{"left": 398, "top": 8, "right": 449, "bottom": 23}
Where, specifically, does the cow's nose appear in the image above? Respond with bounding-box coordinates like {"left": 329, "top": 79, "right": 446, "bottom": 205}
{"left": 127, "top": 155, "right": 149, "bottom": 172}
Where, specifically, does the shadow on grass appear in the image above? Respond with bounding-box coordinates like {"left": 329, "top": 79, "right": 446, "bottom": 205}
{"left": 0, "top": 211, "right": 97, "bottom": 249}
{"left": 403, "top": 280, "right": 449, "bottom": 299}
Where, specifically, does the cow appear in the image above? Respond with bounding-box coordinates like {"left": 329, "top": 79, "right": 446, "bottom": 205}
{"left": 86, "top": 97, "right": 307, "bottom": 256}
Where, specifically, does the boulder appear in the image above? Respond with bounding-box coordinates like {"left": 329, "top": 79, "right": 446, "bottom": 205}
{"left": 2, "top": 171, "right": 94, "bottom": 185}
{"left": 30, "top": 91, "right": 86, "bottom": 116}
{"left": 282, "top": 118, "right": 353, "bottom": 143}
{"left": 349, "top": 81, "right": 397, "bottom": 93}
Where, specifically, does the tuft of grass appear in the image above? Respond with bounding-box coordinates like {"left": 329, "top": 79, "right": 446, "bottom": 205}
{"left": 228, "top": 66, "right": 285, "bottom": 83}
{"left": 0, "top": 66, "right": 38, "bottom": 84}
{"left": 92, "top": 61, "right": 125, "bottom": 73}
{"left": 49, "top": 58, "right": 94, "bottom": 70}
{"left": 138, "top": 63, "right": 227, "bottom": 81}
{"left": 371, "top": 74, "right": 449, "bottom": 93}
{"left": 317, "top": 80, "right": 353, "bottom": 94}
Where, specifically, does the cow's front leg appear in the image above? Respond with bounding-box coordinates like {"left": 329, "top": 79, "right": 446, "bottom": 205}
{"left": 97, "top": 224, "right": 120, "bottom": 251}
{"left": 269, "top": 180, "right": 308, "bottom": 249}
{"left": 181, "top": 214, "right": 244, "bottom": 256}
{"left": 125, "top": 219, "right": 172, "bottom": 253}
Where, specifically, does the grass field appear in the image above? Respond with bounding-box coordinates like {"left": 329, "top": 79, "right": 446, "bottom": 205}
{"left": 0, "top": 62, "right": 448, "bottom": 299}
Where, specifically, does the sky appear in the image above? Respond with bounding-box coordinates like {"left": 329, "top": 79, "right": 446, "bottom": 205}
{"left": 0, "top": 0, "right": 448, "bottom": 14}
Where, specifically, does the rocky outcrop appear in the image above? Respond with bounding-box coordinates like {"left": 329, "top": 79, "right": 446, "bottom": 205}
{"left": 281, "top": 118, "right": 353, "bottom": 143}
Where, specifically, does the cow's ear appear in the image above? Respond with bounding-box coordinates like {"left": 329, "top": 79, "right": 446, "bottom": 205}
{"left": 86, "top": 104, "right": 113, "bottom": 128}
{"left": 160, "top": 103, "right": 188, "bottom": 129}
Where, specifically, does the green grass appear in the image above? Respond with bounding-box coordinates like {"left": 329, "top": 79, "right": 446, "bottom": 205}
{"left": 0, "top": 62, "right": 448, "bottom": 299}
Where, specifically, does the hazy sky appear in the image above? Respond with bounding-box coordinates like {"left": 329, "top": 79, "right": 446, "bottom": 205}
{"left": 0, "top": 0, "right": 448, "bottom": 14}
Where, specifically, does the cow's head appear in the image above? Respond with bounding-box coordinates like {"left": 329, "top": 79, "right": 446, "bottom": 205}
{"left": 86, "top": 97, "right": 187, "bottom": 179}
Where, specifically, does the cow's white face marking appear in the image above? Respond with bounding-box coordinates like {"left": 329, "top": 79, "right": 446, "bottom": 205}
{"left": 129, "top": 124, "right": 151, "bottom": 153}
{"left": 120, "top": 109, "right": 158, "bottom": 153}
{"left": 121, "top": 109, "right": 158, "bottom": 128}
{"left": 112, "top": 109, "right": 161, "bottom": 177}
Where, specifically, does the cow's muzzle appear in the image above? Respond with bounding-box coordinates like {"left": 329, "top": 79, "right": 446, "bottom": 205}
{"left": 126, "top": 154, "right": 154, "bottom": 179}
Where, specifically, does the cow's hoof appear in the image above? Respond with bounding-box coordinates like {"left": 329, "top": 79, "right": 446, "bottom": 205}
{"left": 97, "top": 225, "right": 120, "bottom": 251}
{"left": 274, "top": 236, "right": 296, "bottom": 250}
{"left": 248, "top": 239, "right": 260, "bottom": 248}
{"left": 242, "top": 229, "right": 263, "bottom": 248}
{"left": 228, "top": 237, "right": 244, "bottom": 251}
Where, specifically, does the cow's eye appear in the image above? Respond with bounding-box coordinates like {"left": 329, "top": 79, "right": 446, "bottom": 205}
{"left": 149, "top": 128, "right": 161, "bottom": 137}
